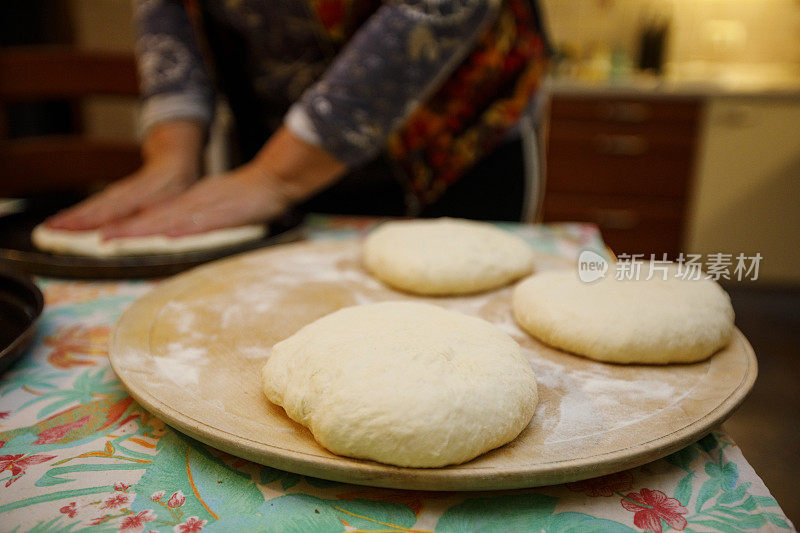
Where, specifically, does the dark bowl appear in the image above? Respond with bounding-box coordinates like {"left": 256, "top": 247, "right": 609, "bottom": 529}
{"left": 0, "top": 269, "right": 44, "bottom": 374}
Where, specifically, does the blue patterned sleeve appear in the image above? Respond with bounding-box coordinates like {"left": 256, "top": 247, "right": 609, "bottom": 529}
{"left": 133, "top": 0, "right": 215, "bottom": 134}
{"left": 285, "top": 0, "right": 501, "bottom": 167}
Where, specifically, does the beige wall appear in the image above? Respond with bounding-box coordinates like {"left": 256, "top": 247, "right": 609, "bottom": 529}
{"left": 541, "top": 0, "right": 800, "bottom": 70}
{"left": 667, "top": 0, "right": 800, "bottom": 66}
{"left": 540, "top": 0, "right": 645, "bottom": 60}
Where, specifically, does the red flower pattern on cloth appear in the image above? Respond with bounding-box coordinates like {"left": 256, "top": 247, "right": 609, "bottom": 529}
{"left": 151, "top": 490, "right": 166, "bottom": 501}
{"left": 114, "top": 482, "right": 131, "bottom": 492}
{"left": 59, "top": 502, "right": 78, "bottom": 518}
{"left": 118, "top": 509, "right": 156, "bottom": 533}
{"left": 621, "top": 488, "right": 688, "bottom": 533}
{"left": 0, "top": 453, "right": 57, "bottom": 486}
{"left": 167, "top": 490, "right": 186, "bottom": 508}
{"left": 0, "top": 411, "right": 10, "bottom": 420}
{"left": 32, "top": 416, "right": 92, "bottom": 445}
{"left": 89, "top": 516, "right": 108, "bottom": 526}
{"left": 100, "top": 491, "right": 132, "bottom": 510}
{"left": 567, "top": 471, "right": 634, "bottom": 497}
{"left": 174, "top": 516, "right": 208, "bottom": 533}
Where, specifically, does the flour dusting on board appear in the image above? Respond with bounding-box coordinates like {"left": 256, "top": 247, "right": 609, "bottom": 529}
{"left": 153, "top": 345, "right": 204, "bottom": 387}
{"left": 117, "top": 239, "right": 729, "bottom": 470}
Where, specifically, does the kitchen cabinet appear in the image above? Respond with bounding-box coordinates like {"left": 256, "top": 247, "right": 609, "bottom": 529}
{"left": 542, "top": 94, "right": 702, "bottom": 258}
{"left": 686, "top": 98, "right": 800, "bottom": 284}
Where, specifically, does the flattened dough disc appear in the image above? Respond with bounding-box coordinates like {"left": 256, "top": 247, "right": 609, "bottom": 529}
{"left": 32, "top": 224, "right": 266, "bottom": 257}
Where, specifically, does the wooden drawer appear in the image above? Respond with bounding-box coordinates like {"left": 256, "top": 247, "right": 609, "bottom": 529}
{"left": 546, "top": 132, "right": 695, "bottom": 197}
{"left": 549, "top": 96, "right": 699, "bottom": 124}
{"left": 542, "top": 193, "right": 686, "bottom": 258}
{"left": 545, "top": 95, "right": 700, "bottom": 198}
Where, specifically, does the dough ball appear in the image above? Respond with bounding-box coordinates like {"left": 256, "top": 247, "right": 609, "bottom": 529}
{"left": 261, "top": 301, "right": 538, "bottom": 467}
{"left": 31, "top": 224, "right": 265, "bottom": 257}
{"left": 512, "top": 268, "right": 735, "bottom": 364}
{"left": 363, "top": 218, "right": 535, "bottom": 295}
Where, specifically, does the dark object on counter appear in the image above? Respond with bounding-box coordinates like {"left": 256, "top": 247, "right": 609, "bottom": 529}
{"left": 0, "top": 196, "right": 304, "bottom": 279}
{"left": 0, "top": 269, "right": 43, "bottom": 374}
{"left": 638, "top": 21, "right": 669, "bottom": 74}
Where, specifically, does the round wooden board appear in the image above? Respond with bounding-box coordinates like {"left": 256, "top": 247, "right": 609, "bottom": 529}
{"left": 109, "top": 239, "right": 757, "bottom": 491}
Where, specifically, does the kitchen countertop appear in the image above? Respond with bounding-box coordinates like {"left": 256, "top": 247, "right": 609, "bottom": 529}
{"left": 544, "top": 74, "right": 800, "bottom": 100}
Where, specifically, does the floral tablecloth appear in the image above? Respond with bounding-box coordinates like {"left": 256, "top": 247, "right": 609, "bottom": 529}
{"left": 0, "top": 216, "right": 793, "bottom": 533}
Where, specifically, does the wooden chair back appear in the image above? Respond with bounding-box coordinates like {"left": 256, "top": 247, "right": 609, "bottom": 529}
{"left": 0, "top": 46, "right": 142, "bottom": 196}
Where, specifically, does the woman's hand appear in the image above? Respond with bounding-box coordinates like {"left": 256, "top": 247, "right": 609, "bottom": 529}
{"left": 100, "top": 163, "right": 293, "bottom": 239}
{"left": 45, "top": 160, "right": 199, "bottom": 231}
{"left": 99, "top": 127, "right": 347, "bottom": 239}
{"left": 44, "top": 121, "right": 205, "bottom": 231}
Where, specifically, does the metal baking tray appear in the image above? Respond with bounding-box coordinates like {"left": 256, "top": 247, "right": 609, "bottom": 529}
{"left": 0, "top": 196, "right": 305, "bottom": 279}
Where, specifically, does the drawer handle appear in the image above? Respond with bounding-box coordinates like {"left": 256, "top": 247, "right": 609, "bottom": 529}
{"left": 592, "top": 134, "right": 649, "bottom": 156}
{"left": 597, "top": 102, "right": 652, "bottom": 122}
{"left": 592, "top": 208, "right": 640, "bottom": 230}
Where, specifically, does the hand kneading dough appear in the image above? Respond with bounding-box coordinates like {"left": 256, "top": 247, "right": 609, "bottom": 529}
{"left": 512, "top": 268, "right": 735, "bottom": 364}
{"left": 363, "top": 218, "right": 534, "bottom": 295}
{"left": 261, "top": 301, "right": 538, "bottom": 467}
{"left": 31, "top": 223, "right": 266, "bottom": 257}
